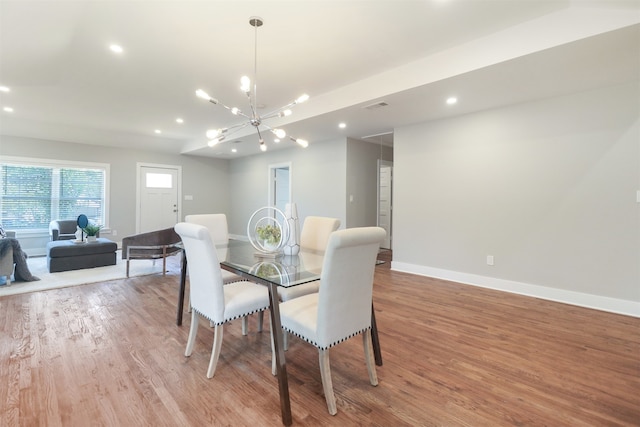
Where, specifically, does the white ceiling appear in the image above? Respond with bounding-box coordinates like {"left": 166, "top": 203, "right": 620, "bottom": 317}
{"left": 1, "top": 0, "right": 638, "bottom": 158}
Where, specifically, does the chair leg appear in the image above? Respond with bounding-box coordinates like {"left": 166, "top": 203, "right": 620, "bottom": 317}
{"left": 207, "top": 324, "right": 224, "bottom": 378}
{"left": 363, "top": 330, "right": 378, "bottom": 386}
{"left": 242, "top": 316, "right": 248, "bottom": 335}
{"left": 257, "top": 311, "right": 264, "bottom": 332}
{"left": 319, "top": 349, "right": 337, "bottom": 415}
{"left": 185, "top": 311, "right": 199, "bottom": 357}
{"left": 126, "top": 259, "right": 130, "bottom": 278}
{"left": 283, "top": 330, "right": 289, "bottom": 351}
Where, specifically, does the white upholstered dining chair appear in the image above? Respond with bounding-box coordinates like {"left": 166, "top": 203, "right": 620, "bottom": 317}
{"left": 277, "top": 216, "right": 340, "bottom": 350}
{"left": 185, "top": 214, "right": 260, "bottom": 334}
{"left": 175, "top": 222, "right": 272, "bottom": 379}
{"left": 185, "top": 214, "right": 242, "bottom": 285}
{"left": 276, "top": 226, "right": 385, "bottom": 415}
{"left": 277, "top": 216, "right": 340, "bottom": 303}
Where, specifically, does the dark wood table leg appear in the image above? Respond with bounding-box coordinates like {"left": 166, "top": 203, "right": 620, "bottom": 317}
{"left": 371, "top": 303, "right": 383, "bottom": 366}
{"left": 176, "top": 251, "right": 187, "bottom": 326}
{"left": 268, "top": 282, "right": 293, "bottom": 426}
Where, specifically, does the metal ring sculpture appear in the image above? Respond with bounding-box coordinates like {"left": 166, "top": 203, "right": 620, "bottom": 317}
{"left": 247, "top": 206, "right": 290, "bottom": 254}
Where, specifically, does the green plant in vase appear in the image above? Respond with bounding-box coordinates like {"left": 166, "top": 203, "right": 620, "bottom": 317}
{"left": 256, "top": 223, "right": 281, "bottom": 250}
{"left": 82, "top": 223, "right": 103, "bottom": 241}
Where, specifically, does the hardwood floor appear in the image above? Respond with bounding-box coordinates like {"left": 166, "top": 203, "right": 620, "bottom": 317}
{"left": 1, "top": 251, "right": 638, "bottom": 426}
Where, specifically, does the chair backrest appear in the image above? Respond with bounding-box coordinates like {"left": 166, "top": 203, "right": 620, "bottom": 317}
{"left": 174, "top": 222, "right": 226, "bottom": 324}
{"left": 185, "top": 214, "right": 229, "bottom": 245}
{"left": 299, "top": 216, "right": 341, "bottom": 252}
{"left": 316, "top": 227, "right": 385, "bottom": 349}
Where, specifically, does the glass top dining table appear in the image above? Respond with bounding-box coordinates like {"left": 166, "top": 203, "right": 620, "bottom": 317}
{"left": 176, "top": 239, "right": 383, "bottom": 426}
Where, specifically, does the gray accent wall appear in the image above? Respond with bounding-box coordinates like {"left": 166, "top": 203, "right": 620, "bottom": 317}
{"left": 227, "top": 138, "right": 348, "bottom": 236}
{"left": 393, "top": 82, "right": 640, "bottom": 316}
{"left": 0, "top": 135, "right": 230, "bottom": 254}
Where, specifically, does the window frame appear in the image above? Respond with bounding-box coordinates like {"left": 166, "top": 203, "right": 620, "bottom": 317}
{"left": 0, "top": 155, "right": 110, "bottom": 234}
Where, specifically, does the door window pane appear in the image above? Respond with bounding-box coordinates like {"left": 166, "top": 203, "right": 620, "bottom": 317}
{"left": 146, "top": 173, "right": 172, "bottom": 188}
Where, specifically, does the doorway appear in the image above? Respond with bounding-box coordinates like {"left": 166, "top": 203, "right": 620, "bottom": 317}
{"left": 378, "top": 160, "right": 392, "bottom": 249}
{"left": 137, "top": 163, "right": 181, "bottom": 233}
{"left": 268, "top": 162, "right": 291, "bottom": 213}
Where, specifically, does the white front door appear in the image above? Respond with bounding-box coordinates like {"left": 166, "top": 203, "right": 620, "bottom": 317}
{"left": 137, "top": 164, "right": 180, "bottom": 233}
{"left": 378, "top": 161, "right": 392, "bottom": 249}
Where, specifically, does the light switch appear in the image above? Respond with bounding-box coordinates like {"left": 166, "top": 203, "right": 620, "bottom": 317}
{"left": 185, "top": 195, "right": 193, "bottom": 201}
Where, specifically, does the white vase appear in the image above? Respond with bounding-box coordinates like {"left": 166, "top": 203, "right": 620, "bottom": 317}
{"left": 283, "top": 203, "right": 300, "bottom": 255}
{"left": 87, "top": 235, "right": 97, "bottom": 243}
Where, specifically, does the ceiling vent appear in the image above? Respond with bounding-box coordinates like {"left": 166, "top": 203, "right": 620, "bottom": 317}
{"left": 363, "top": 101, "right": 389, "bottom": 110}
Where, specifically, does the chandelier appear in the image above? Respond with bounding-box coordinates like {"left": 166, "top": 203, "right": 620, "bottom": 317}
{"left": 196, "top": 16, "right": 309, "bottom": 152}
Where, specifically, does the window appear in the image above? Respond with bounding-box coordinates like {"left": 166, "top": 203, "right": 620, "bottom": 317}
{"left": 145, "top": 172, "right": 172, "bottom": 188}
{"left": 0, "top": 157, "right": 109, "bottom": 231}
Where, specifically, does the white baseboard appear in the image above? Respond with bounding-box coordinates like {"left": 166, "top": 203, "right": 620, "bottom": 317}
{"left": 229, "top": 233, "right": 249, "bottom": 241}
{"left": 391, "top": 261, "right": 640, "bottom": 318}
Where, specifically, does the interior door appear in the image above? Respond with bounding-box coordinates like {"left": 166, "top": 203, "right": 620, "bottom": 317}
{"left": 269, "top": 163, "right": 291, "bottom": 214}
{"left": 378, "top": 161, "right": 393, "bottom": 249}
{"left": 138, "top": 165, "right": 180, "bottom": 233}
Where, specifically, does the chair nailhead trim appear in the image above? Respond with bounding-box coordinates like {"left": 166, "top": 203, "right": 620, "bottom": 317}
{"left": 282, "top": 326, "right": 371, "bottom": 350}
{"left": 194, "top": 307, "right": 267, "bottom": 327}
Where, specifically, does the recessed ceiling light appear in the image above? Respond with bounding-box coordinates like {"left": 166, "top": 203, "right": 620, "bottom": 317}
{"left": 0, "top": 86, "right": 10, "bottom": 93}
{"left": 3, "top": 107, "right": 14, "bottom": 112}
{"left": 446, "top": 97, "right": 458, "bottom": 105}
{"left": 274, "top": 138, "right": 280, "bottom": 143}
{"left": 176, "top": 118, "right": 184, "bottom": 124}
{"left": 109, "top": 44, "right": 124, "bottom": 54}
{"left": 231, "top": 148, "right": 237, "bottom": 153}
{"left": 338, "top": 123, "right": 346, "bottom": 129}
{"left": 154, "top": 129, "right": 162, "bottom": 134}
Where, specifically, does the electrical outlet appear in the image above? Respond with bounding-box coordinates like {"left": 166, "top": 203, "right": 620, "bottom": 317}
{"left": 486, "top": 255, "right": 494, "bottom": 266}
{"left": 112, "top": 229, "right": 117, "bottom": 236}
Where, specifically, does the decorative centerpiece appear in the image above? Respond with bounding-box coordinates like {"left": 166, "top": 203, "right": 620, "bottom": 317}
{"left": 247, "top": 207, "right": 290, "bottom": 256}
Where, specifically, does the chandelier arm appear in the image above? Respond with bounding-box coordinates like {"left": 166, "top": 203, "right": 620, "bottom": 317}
{"left": 256, "top": 126, "right": 263, "bottom": 139}
{"left": 210, "top": 99, "right": 252, "bottom": 120}
{"left": 211, "top": 123, "right": 251, "bottom": 144}
{"left": 223, "top": 121, "right": 252, "bottom": 134}
{"left": 260, "top": 101, "right": 298, "bottom": 120}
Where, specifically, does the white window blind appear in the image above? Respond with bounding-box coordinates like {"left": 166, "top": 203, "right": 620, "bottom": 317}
{"left": 0, "top": 157, "right": 109, "bottom": 231}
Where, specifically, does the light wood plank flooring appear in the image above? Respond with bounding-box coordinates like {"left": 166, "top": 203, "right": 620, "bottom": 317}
{"left": 1, "top": 251, "right": 638, "bottom": 426}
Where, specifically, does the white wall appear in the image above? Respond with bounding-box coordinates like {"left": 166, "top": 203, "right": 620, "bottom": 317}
{"left": 0, "top": 135, "right": 230, "bottom": 254}
{"left": 227, "top": 138, "right": 347, "bottom": 236}
{"left": 393, "top": 82, "right": 640, "bottom": 316}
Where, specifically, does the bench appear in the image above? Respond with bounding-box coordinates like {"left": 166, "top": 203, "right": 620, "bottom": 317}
{"left": 47, "top": 238, "right": 117, "bottom": 273}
